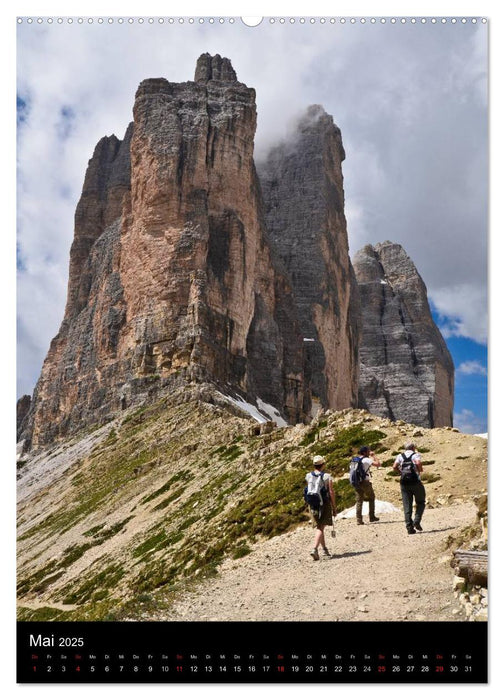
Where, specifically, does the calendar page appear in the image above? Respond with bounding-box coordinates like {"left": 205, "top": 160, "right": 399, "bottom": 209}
{"left": 16, "top": 13, "right": 488, "bottom": 684}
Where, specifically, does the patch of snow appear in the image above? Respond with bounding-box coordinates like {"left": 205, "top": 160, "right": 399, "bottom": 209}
{"left": 336, "top": 500, "right": 400, "bottom": 520}
{"left": 380, "top": 279, "right": 388, "bottom": 285}
{"left": 256, "top": 398, "right": 288, "bottom": 427}
{"left": 303, "top": 338, "right": 315, "bottom": 342}
{"left": 218, "top": 392, "right": 287, "bottom": 427}
{"left": 219, "top": 393, "right": 269, "bottom": 423}
{"left": 475, "top": 433, "right": 488, "bottom": 439}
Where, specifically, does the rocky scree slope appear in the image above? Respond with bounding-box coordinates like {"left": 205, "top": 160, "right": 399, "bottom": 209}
{"left": 17, "top": 387, "right": 486, "bottom": 622}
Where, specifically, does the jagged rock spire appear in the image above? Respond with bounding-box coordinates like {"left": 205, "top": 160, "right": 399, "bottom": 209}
{"left": 194, "top": 53, "right": 237, "bottom": 82}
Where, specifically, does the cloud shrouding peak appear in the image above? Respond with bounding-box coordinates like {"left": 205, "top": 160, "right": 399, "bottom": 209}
{"left": 16, "top": 21, "right": 487, "bottom": 397}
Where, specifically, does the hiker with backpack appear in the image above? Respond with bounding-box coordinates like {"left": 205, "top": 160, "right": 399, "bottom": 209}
{"left": 393, "top": 441, "right": 425, "bottom": 535}
{"left": 349, "top": 446, "right": 381, "bottom": 525}
{"left": 304, "top": 455, "right": 336, "bottom": 561}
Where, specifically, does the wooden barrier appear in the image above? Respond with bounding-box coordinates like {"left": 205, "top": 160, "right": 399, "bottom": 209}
{"left": 453, "top": 549, "right": 488, "bottom": 587}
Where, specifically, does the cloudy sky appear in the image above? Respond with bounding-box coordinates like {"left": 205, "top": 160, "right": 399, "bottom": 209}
{"left": 16, "top": 16, "right": 488, "bottom": 432}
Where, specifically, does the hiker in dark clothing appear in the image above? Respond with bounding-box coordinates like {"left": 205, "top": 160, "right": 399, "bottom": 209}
{"left": 394, "top": 441, "right": 426, "bottom": 534}
{"left": 353, "top": 446, "right": 381, "bottom": 525}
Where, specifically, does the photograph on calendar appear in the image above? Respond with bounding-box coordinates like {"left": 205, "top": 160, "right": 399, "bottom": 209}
{"left": 16, "top": 15, "right": 487, "bottom": 681}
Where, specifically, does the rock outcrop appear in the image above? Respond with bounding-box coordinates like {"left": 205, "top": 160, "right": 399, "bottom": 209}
{"left": 258, "top": 105, "right": 361, "bottom": 413}
{"left": 353, "top": 242, "right": 454, "bottom": 427}
{"left": 21, "top": 54, "right": 308, "bottom": 449}
{"left": 16, "top": 395, "right": 31, "bottom": 437}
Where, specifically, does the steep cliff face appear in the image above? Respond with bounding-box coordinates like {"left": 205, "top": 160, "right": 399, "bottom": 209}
{"left": 120, "top": 54, "right": 306, "bottom": 422}
{"left": 258, "top": 105, "right": 361, "bottom": 413}
{"left": 22, "top": 54, "right": 307, "bottom": 449}
{"left": 22, "top": 123, "right": 132, "bottom": 447}
{"left": 353, "top": 242, "right": 454, "bottom": 427}
{"left": 65, "top": 125, "right": 133, "bottom": 320}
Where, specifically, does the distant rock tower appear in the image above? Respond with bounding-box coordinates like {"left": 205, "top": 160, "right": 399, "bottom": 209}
{"left": 258, "top": 105, "right": 361, "bottom": 414}
{"left": 353, "top": 241, "right": 454, "bottom": 427}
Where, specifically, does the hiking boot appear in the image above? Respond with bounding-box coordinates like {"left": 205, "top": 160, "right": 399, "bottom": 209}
{"left": 406, "top": 526, "right": 416, "bottom": 535}
{"left": 413, "top": 522, "right": 423, "bottom": 532}
{"left": 310, "top": 548, "right": 320, "bottom": 561}
{"left": 369, "top": 516, "right": 380, "bottom": 522}
{"left": 357, "top": 520, "right": 364, "bottom": 525}
{"left": 322, "top": 547, "right": 331, "bottom": 558}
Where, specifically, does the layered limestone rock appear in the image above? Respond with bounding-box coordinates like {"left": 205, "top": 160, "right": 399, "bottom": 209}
{"left": 258, "top": 105, "right": 361, "bottom": 412}
{"left": 353, "top": 242, "right": 454, "bottom": 427}
{"left": 21, "top": 55, "right": 307, "bottom": 448}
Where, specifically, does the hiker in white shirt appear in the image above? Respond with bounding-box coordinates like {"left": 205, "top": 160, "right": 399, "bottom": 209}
{"left": 305, "top": 455, "right": 336, "bottom": 561}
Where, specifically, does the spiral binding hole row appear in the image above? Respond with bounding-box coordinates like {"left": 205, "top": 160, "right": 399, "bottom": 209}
{"left": 17, "top": 17, "right": 487, "bottom": 26}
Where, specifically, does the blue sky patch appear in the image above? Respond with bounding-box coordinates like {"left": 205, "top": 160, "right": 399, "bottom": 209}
{"left": 16, "top": 94, "right": 29, "bottom": 126}
{"left": 57, "top": 105, "right": 76, "bottom": 140}
{"left": 16, "top": 243, "right": 27, "bottom": 272}
{"left": 431, "top": 307, "right": 487, "bottom": 433}
{"left": 59, "top": 185, "right": 73, "bottom": 200}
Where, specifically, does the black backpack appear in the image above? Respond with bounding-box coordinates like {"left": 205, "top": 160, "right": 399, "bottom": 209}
{"left": 399, "top": 452, "right": 419, "bottom": 484}
{"left": 349, "top": 456, "right": 367, "bottom": 487}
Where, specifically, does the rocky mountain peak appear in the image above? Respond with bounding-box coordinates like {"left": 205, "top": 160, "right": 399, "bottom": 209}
{"left": 353, "top": 242, "right": 454, "bottom": 428}
{"left": 258, "top": 104, "right": 359, "bottom": 413}
{"left": 194, "top": 53, "right": 237, "bottom": 82}
{"left": 294, "top": 104, "right": 346, "bottom": 161}
{"left": 20, "top": 55, "right": 307, "bottom": 449}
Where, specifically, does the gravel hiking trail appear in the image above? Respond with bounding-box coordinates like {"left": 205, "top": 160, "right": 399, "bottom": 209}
{"left": 159, "top": 502, "right": 474, "bottom": 622}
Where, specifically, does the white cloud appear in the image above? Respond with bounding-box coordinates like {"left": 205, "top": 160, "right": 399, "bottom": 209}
{"left": 457, "top": 360, "right": 487, "bottom": 376}
{"left": 429, "top": 286, "right": 487, "bottom": 345}
{"left": 454, "top": 409, "right": 487, "bottom": 435}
